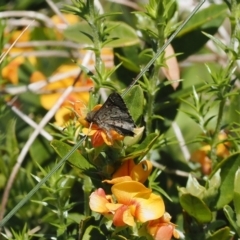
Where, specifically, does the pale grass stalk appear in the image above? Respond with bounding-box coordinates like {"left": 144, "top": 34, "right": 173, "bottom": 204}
{"left": 151, "top": 160, "right": 191, "bottom": 178}
{"left": 5, "top": 40, "right": 83, "bottom": 49}
{"left": 172, "top": 121, "right": 191, "bottom": 162}
{"left": 6, "top": 98, "right": 53, "bottom": 141}
{"left": 0, "top": 11, "right": 56, "bottom": 28}
{"left": 45, "top": 0, "right": 69, "bottom": 25}
{"left": 0, "top": 20, "right": 34, "bottom": 64}
{"left": 107, "top": 0, "right": 142, "bottom": 10}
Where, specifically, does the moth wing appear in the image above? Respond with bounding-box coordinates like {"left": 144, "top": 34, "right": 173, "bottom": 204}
{"left": 90, "top": 92, "right": 134, "bottom": 120}
{"left": 86, "top": 92, "right": 135, "bottom": 136}
{"left": 105, "top": 119, "right": 135, "bottom": 136}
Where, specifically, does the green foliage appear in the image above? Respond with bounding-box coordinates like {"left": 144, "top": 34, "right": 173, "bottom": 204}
{"left": 2, "top": 0, "right": 240, "bottom": 239}
{"left": 63, "top": 21, "right": 140, "bottom": 47}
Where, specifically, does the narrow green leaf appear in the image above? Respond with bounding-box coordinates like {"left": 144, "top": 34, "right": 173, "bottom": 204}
{"left": 6, "top": 119, "right": 19, "bottom": 163}
{"left": 123, "top": 133, "right": 159, "bottom": 162}
{"left": 223, "top": 205, "right": 240, "bottom": 235}
{"left": 202, "top": 32, "right": 227, "bottom": 51}
{"left": 64, "top": 21, "right": 139, "bottom": 47}
{"left": 234, "top": 168, "right": 240, "bottom": 227}
{"left": 115, "top": 53, "right": 140, "bottom": 72}
{"left": 50, "top": 140, "right": 95, "bottom": 171}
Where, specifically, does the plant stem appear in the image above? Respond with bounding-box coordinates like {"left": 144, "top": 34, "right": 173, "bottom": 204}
{"left": 83, "top": 176, "right": 92, "bottom": 216}
{"left": 88, "top": 0, "right": 103, "bottom": 92}
{"left": 209, "top": 98, "right": 226, "bottom": 162}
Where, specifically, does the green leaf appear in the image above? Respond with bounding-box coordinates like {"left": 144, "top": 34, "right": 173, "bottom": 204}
{"left": 123, "top": 133, "right": 159, "bottom": 162}
{"left": 50, "top": 140, "right": 95, "bottom": 171}
{"left": 234, "top": 168, "right": 240, "bottom": 228}
{"left": 29, "top": 137, "right": 53, "bottom": 165}
{"left": 206, "top": 227, "right": 232, "bottom": 240}
{"left": 6, "top": 119, "right": 19, "bottom": 163}
{"left": 223, "top": 205, "right": 240, "bottom": 235}
{"left": 79, "top": 216, "right": 100, "bottom": 240}
{"left": 204, "top": 170, "right": 221, "bottom": 207}
{"left": 123, "top": 85, "right": 144, "bottom": 123}
{"left": 115, "top": 53, "right": 140, "bottom": 72}
{"left": 178, "top": 4, "right": 227, "bottom": 37}
{"left": 64, "top": 21, "right": 139, "bottom": 47}
{"left": 172, "top": 3, "right": 227, "bottom": 60}
{"left": 180, "top": 193, "right": 212, "bottom": 223}
{"left": 153, "top": 83, "right": 180, "bottom": 133}
{"left": 82, "top": 226, "right": 105, "bottom": 240}
{"left": 212, "top": 152, "right": 240, "bottom": 209}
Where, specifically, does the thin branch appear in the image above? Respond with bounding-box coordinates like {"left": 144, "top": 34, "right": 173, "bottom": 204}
{"left": 0, "top": 20, "right": 34, "bottom": 64}
{"left": 4, "top": 40, "right": 83, "bottom": 49}
{"left": 4, "top": 56, "right": 112, "bottom": 95}
{"left": 172, "top": 121, "right": 191, "bottom": 162}
{"left": 0, "top": 11, "right": 56, "bottom": 28}
{"left": 151, "top": 160, "right": 192, "bottom": 178}
{"left": 107, "top": 0, "right": 142, "bottom": 10}
{"left": 6, "top": 99, "right": 53, "bottom": 141}
{"left": 45, "top": 0, "right": 69, "bottom": 25}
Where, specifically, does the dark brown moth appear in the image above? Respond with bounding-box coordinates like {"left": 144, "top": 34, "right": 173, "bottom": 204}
{"left": 85, "top": 92, "right": 136, "bottom": 137}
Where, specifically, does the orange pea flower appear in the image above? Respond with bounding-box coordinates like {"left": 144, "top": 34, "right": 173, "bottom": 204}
{"left": 2, "top": 57, "right": 25, "bottom": 84}
{"left": 80, "top": 104, "right": 124, "bottom": 147}
{"left": 105, "top": 159, "right": 153, "bottom": 183}
{"left": 89, "top": 181, "right": 165, "bottom": 227}
{"left": 110, "top": 181, "right": 165, "bottom": 226}
{"left": 191, "top": 131, "right": 230, "bottom": 175}
{"left": 147, "top": 212, "right": 179, "bottom": 240}
{"left": 89, "top": 188, "right": 113, "bottom": 214}
{"left": 30, "top": 66, "right": 93, "bottom": 126}
{"left": 2, "top": 29, "right": 36, "bottom": 84}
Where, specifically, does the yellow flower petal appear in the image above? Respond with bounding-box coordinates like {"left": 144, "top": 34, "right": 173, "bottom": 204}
{"left": 82, "top": 128, "right": 97, "bottom": 136}
{"left": 130, "top": 160, "right": 152, "bottom": 183}
{"left": 89, "top": 188, "right": 112, "bottom": 214}
{"left": 103, "top": 176, "right": 133, "bottom": 185}
{"left": 112, "top": 181, "right": 151, "bottom": 203}
{"left": 135, "top": 193, "right": 165, "bottom": 222}
{"left": 55, "top": 107, "right": 73, "bottom": 126}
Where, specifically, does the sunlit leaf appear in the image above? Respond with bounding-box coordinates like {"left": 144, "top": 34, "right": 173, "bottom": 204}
{"left": 123, "top": 85, "right": 144, "bottom": 123}
{"left": 180, "top": 193, "right": 212, "bottom": 223}
{"left": 212, "top": 152, "right": 240, "bottom": 209}
{"left": 51, "top": 140, "right": 95, "bottom": 171}
{"left": 206, "top": 227, "right": 232, "bottom": 240}
{"left": 64, "top": 21, "right": 140, "bottom": 47}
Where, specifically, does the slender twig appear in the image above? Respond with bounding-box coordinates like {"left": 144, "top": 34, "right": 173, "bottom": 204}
{"left": 4, "top": 40, "right": 83, "bottom": 49}
{"left": 7, "top": 49, "right": 82, "bottom": 58}
{"left": 151, "top": 160, "right": 193, "bottom": 178}
{"left": 45, "top": 0, "right": 69, "bottom": 25}
{"left": 172, "top": 121, "right": 191, "bottom": 162}
{"left": 0, "top": 11, "right": 56, "bottom": 28}
{"left": 108, "top": 0, "right": 142, "bottom": 10}
{"left": 0, "top": 20, "right": 34, "bottom": 64}
{"left": 6, "top": 98, "right": 53, "bottom": 141}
